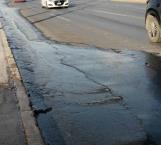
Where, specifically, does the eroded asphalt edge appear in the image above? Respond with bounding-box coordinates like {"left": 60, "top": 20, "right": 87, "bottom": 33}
{"left": 0, "top": 22, "right": 44, "bottom": 145}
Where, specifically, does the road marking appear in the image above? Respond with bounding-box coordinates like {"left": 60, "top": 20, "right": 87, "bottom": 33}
{"left": 91, "top": 10, "right": 144, "bottom": 20}
{"left": 58, "top": 16, "right": 71, "bottom": 22}
{"left": 49, "top": 13, "right": 71, "bottom": 22}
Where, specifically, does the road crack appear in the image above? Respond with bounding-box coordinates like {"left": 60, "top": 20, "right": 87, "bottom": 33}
{"left": 59, "top": 55, "right": 121, "bottom": 99}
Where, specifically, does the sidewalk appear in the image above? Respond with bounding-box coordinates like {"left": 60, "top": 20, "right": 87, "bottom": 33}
{"left": 0, "top": 23, "right": 44, "bottom": 145}
{"left": 0, "top": 24, "right": 26, "bottom": 145}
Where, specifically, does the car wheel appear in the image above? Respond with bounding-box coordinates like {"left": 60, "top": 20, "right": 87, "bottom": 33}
{"left": 146, "top": 14, "right": 161, "bottom": 43}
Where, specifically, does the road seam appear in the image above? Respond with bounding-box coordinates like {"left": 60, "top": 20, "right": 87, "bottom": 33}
{"left": 58, "top": 16, "right": 71, "bottom": 22}
{"left": 0, "top": 22, "right": 44, "bottom": 145}
{"left": 90, "top": 10, "right": 144, "bottom": 19}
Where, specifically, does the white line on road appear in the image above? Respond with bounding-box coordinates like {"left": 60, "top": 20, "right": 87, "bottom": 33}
{"left": 91, "top": 10, "right": 144, "bottom": 20}
{"left": 57, "top": 16, "right": 71, "bottom": 22}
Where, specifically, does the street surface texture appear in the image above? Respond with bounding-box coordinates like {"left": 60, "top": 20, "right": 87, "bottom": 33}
{"left": 0, "top": 0, "right": 161, "bottom": 145}
{"left": 13, "top": 0, "right": 161, "bottom": 54}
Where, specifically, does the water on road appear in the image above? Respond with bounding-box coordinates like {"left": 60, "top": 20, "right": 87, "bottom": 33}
{"left": 1, "top": 1, "right": 161, "bottom": 145}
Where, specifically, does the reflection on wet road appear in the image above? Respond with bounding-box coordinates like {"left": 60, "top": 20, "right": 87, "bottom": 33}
{"left": 1, "top": 1, "right": 161, "bottom": 145}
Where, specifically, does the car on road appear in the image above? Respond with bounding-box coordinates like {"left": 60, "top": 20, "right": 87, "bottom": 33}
{"left": 41, "top": 0, "right": 69, "bottom": 8}
{"left": 145, "top": 0, "right": 161, "bottom": 42}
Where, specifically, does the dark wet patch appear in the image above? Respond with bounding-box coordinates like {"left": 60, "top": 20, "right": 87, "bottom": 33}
{"left": 145, "top": 53, "right": 161, "bottom": 73}
{"left": 6, "top": 32, "right": 161, "bottom": 145}
{"left": 67, "top": 87, "right": 112, "bottom": 95}
{"left": 2, "top": 2, "right": 161, "bottom": 144}
{"left": 7, "top": 38, "right": 21, "bottom": 49}
{"left": 84, "top": 96, "right": 123, "bottom": 106}
{"left": 33, "top": 107, "right": 52, "bottom": 117}
{"left": 111, "top": 48, "right": 122, "bottom": 54}
{"left": 37, "top": 113, "right": 67, "bottom": 145}
{"left": 142, "top": 134, "right": 157, "bottom": 145}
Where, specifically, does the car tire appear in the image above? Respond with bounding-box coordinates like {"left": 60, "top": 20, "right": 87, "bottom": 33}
{"left": 146, "top": 13, "right": 161, "bottom": 43}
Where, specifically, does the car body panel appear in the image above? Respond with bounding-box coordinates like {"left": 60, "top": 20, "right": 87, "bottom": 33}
{"left": 146, "top": 0, "right": 161, "bottom": 24}
{"left": 41, "top": 0, "right": 69, "bottom": 8}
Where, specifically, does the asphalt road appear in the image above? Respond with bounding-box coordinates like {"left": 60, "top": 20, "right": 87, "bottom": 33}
{"left": 1, "top": 0, "right": 161, "bottom": 145}
{"left": 16, "top": 0, "right": 161, "bottom": 53}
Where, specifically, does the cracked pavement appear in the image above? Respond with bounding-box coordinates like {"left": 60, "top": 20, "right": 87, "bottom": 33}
{"left": 1, "top": 0, "right": 161, "bottom": 145}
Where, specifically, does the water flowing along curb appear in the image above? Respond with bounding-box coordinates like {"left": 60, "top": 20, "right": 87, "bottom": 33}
{"left": 0, "top": 22, "right": 44, "bottom": 145}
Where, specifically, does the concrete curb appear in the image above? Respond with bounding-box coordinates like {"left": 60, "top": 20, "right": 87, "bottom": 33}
{"left": 0, "top": 23, "right": 8, "bottom": 86}
{"left": 0, "top": 22, "right": 44, "bottom": 145}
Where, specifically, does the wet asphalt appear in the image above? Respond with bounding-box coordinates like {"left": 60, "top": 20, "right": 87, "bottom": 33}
{"left": 1, "top": 0, "right": 161, "bottom": 145}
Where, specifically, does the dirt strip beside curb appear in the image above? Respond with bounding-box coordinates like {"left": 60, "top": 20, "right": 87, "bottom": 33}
{"left": 0, "top": 22, "right": 44, "bottom": 145}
